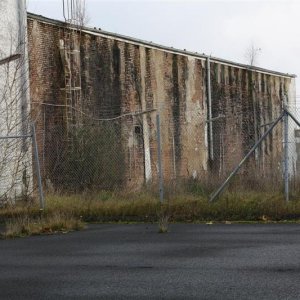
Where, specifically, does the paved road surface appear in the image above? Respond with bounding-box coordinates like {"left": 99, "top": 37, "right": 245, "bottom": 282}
{"left": 1, "top": 223, "right": 300, "bottom": 299}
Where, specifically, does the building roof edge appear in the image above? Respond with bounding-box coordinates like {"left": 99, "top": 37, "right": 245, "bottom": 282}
{"left": 27, "top": 12, "right": 297, "bottom": 79}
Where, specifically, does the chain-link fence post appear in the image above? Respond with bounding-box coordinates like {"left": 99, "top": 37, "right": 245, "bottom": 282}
{"left": 156, "top": 114, "right": 164, "bottom": 203}
{"left": 284, "top": 110, "right": 289, "bottom": 202}
{"left": 31, "top": 122, "right": 45, "bottom": 210}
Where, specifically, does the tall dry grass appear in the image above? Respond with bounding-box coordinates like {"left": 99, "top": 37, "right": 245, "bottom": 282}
{"left": 1, "top": 212, "right": 84, "bottom": 239}
{"left": 1, "top": 189, "right": 300, "bottom": 225}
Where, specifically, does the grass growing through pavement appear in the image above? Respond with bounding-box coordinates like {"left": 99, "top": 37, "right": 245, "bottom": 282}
{"left": 158, "top": 213, "right": 169, "bottom": 233}
{"left": 1, "top": 212, "right": 85, "bottom": 239}
{"left": 158, "top": 203, "right": 170, "bottom": 233}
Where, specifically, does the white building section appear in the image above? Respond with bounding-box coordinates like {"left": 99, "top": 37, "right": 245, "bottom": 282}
{"left": 0, "top": 0, "right": 31, "bottom": 202}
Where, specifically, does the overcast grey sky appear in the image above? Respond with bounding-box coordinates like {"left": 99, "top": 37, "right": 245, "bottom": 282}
{"left": 27, "top": 0, "right": 299, "bottom": 99}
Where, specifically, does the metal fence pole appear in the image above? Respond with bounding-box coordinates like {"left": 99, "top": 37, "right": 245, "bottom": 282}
{"left": 31, "top": 122, "right": 45, "bottom": 210}
{"left": 284, "top": 111, "right": 289, "bottom": 202}
{"left": 156, "top": 114, "right": 164, "bottom": 203}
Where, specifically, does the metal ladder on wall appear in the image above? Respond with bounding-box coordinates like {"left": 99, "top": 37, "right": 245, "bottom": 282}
{"left": 61, "top": 28, "right": 82, "bottom": 141}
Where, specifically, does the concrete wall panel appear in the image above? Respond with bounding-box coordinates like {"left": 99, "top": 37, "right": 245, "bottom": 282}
{"left": 27, "top": 15, "right": 296, "bottom": 191}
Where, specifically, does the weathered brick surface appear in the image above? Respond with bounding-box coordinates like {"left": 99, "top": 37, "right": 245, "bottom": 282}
{"left": 27, "top": 15, "right": 295, "bottom": 191}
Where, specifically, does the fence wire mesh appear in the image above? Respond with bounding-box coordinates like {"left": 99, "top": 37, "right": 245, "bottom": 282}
{"left": 207, "top": 104, "right": 300, "bottom": 201}
{"left": 4, "top": 101, "right": 298, "bottom": 203}
{"left": 36, "top": 107, "right": 159, "bottom": 195}
{"left": 155, "top": 100, "right": 300, "bottom": 203}
{"left": 0, "top": 124, "right": 42, "bottom": 206}
{"left": 286, "top": 105, "right": 300, "bottom": 198}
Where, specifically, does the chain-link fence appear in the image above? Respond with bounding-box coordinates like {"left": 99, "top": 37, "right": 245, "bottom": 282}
{"left": 208, "top": 104, "right": 300, "bottom": 202}
{"left": 36, "top": 106, "right": 160, "bottom": 195}
{"left": 285, "top": 105, "right": 300, "bottom": 198}
{"left": 27, "top": 100, "right": 300, "bottom": 203}
{"left": 156, "top": 102, "right": 300, "bottom": 202}
{"left": 0, "top": 122, "right": 44, "bottom": 208}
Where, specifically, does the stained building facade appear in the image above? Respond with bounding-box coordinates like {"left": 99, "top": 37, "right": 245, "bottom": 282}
{"left": 27, "top": 13, "right": 296, "bottom": 192}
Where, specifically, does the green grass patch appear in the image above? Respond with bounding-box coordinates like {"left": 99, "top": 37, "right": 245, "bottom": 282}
{"left": 1, "top": 191, "right": 300, "bottom": 227}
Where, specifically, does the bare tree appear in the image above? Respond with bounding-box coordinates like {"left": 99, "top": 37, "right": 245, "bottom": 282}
{"left": 244, "top": 43, "right": 262, "bottom": 67}
{"left": 0, "top": 3, "right": 34, "bottom": 204}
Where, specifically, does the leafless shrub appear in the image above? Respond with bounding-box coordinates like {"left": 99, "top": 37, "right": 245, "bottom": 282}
{"left": 244, "top": 42, "right": 262, "bottom": 66}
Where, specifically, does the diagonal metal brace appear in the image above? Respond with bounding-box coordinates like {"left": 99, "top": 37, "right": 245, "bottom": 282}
{"left": 209, "top": 111, "right": 285, "bottom": 202}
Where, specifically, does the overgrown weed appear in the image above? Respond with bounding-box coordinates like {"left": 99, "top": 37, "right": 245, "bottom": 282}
{"left": 1, "top": 212, "right": 84, "bottom": 239}
{"left": 157, "top": 202, "right": 170, "bottom": 233}
{"left": 1, "top": 190, "right": 300, "bottom": 225}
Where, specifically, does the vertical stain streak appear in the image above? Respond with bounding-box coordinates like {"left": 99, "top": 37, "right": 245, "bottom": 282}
{"left": 172, "top": 54, "right": 181, "bottom": 173}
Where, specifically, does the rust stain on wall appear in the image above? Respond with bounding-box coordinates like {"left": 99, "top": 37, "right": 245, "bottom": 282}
{"left": 27, "top": 15, "right": 295, "bottom": 191}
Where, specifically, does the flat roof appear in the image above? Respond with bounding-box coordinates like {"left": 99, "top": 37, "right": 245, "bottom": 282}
{"left": 27, "top": 12, "right": 296, "bottom": 79}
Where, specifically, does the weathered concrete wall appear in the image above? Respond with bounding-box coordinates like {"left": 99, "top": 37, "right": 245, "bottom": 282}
{"left": 209, "top": 63, "right": 293, "bottom": 181}
{"left": 27, "top": 14, "right": 296, "bottom": 191}
{"left": 0, "top": 0, "right": 31, "bottom": 201}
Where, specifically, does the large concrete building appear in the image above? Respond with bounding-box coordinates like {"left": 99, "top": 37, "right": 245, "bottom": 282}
{"left": 0, "top": 1, "right": 297, "bottom": 197}
{"left": 26, "top": 12, "right": 296, "bottom": 192}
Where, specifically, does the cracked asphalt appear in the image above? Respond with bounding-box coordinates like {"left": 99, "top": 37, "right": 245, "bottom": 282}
{"left": 1, "top": 223, "right": 300, "bottom": 299}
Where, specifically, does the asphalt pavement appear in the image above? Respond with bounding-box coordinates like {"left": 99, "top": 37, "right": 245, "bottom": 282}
{"left": 1, "top": 223, "right": 300, "bottom": 299}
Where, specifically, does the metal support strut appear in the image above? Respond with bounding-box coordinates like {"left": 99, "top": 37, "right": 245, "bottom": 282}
{"left": 210, "top": 111, "right": 285, "bottom": 202}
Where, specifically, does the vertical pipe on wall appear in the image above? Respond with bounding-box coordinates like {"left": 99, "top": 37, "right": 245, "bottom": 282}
{"left": 156, "top": 114, "right": 164, "bottom": 203}
{"left": 206, "top": 57, "right": 214, "bottom": 160}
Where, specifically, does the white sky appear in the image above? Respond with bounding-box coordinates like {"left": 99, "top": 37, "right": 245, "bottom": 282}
{"left": 27, "top": 0, "right": 299, "bottom": 100}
